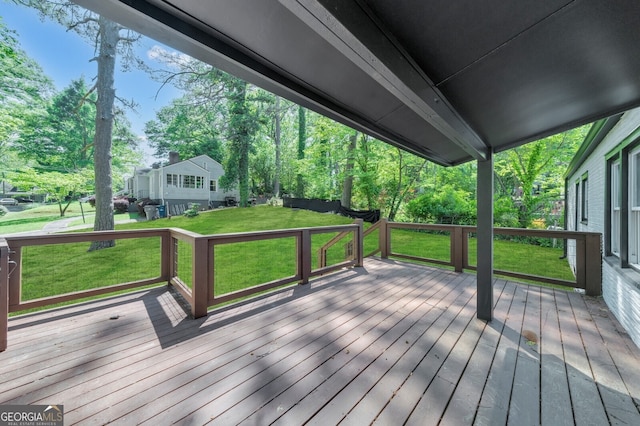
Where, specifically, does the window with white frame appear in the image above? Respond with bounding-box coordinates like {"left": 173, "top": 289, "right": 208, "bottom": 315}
{"left": 581, "top": 174, "right": 588, "bottom": 223}
{"left": 575, "top": 181, "right": 580, "bottom": 228}
{"left": 179, "top": 175, "right": 205, "bottom": 189}
{"left": 630, "top": 147, "right": 640, "bottom": 265}
{"left": 166, "top": 173, "right": 178, "bottom": 187}
{"left": 210, "top": 180, "right": 217, "bottom": 192}
{"left": 182, "top": 175, "right": 196, "bottom": 188}
{"left": 611, "top": 160, "right": 621, "bottom": 256}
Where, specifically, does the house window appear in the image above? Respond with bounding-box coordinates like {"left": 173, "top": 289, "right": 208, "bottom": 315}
{"left": 210, "top": 180, "right": 217, "bottom": 192}
{"left": 610, "top": 160, "right": 621, "bottom": 256}
{"left": 166, "top": 174, "right": 178, "bottom": 187}
{"left": 180, "top": 175, "right": 204, "bottom": 189}
{"left": 575, "top": 181, "right": 580, "bottom": 229}
{"left": 182, "top": 175, "right": 196, "bottom": 188}
{"left": 630, "top": 147, "right": 640, "bottom": 265}
{"left": 581, "top": 174, "right": 588, "bottom": 223}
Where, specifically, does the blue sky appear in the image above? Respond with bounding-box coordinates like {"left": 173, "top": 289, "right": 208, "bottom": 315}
{"left": 2, "top": 2, "right": 184, "bottom": 164}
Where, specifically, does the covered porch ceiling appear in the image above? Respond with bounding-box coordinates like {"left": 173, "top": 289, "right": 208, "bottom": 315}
{"left": 76, "top": 0, "right": 640, "bottom": 166}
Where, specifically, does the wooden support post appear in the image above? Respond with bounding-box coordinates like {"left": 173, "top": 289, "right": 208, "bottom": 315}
{"left": 380, "top": 218, "right": 389, "bottom": 258}
{"left": 452, "top": 226, "right": 463, "bottom": 272}
{"left": 8, "top": 246, "right": 20, "bottom": 310}
{"left": 462, "top": 228, "right": 470, "bottom": 269}
{"left": 477, "top": 152, "right": 494, "bottom": 321}
{"left": 160, "top": 231, "right": 171, "bottom": 283}
{"left": 576, "top": 238, "right": 586, "bottom": 290}
{"left": 585, "top": 234, "right": 602, "bottom": 296}
{"left": 0, "top": 240, "right": 8, "bottom": 351}
{"left": 191, "top": 238, "right": 210, "bottom": 318}
{"left": 355, "top": 219, "right": 364, "bottom": 267}
{"left": 300, "top": 229, "right": 312, "bottom": 284}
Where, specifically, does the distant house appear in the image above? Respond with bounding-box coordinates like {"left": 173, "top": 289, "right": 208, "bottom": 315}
{"left": 565, "top": 108, "right": 640, "bottom": 348}
{"left": 128, "top": 152, "right": 239, "bottom": 209}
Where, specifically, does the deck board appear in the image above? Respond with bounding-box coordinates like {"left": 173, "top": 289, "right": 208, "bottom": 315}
{"left": 540, "top": 287, "right": 574, "bottom": 426}
{"left": 1, "top": 258, "right": 639, "bottom": 425}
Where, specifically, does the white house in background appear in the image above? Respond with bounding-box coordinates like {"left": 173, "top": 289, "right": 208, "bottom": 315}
{"left": 128, "top": 153, "right": 239, "bottom": 209}
{"left": 565, "top": 108, "right": 640, "bottom": 348}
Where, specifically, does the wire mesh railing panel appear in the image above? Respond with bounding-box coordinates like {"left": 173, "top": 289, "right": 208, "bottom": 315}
{"left": 213, "top": 237, "right": 297, "bottom": 297}
{"left": 20, "top": 237, "right": 162, "bottom": 301}
{"left": 389, "top": 227, "right": 451, "bottom": 264}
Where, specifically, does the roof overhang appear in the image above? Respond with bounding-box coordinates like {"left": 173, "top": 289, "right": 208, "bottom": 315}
{"left": 74, "top": 0, "right": 640, "bottom": 166}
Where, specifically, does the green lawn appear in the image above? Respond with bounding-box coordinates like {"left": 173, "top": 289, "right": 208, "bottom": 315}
{"left": 0, "top": 203, "right": 95, "bottom": 234}
{"left": 19, "top": 206, "right": 355, "bottom": 307}
{"left": 389, "top": 228, "right": 574, "bottom": 281}
{"left": 15, "top": 206, "right": 575, "bottom": 314}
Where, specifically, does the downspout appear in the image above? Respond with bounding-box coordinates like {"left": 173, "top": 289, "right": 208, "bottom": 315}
{"left": 561, "top": 178, "right": 568, "bottom": 259}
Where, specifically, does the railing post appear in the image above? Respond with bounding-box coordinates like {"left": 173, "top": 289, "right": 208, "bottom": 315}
{"left": 1, "top": 239, "right": 8, "bottom": 351}
{"left": 191, "top": 237, "right": 210, "bottom": 318}
{"left": 585, "top": 233, "right": 602, "bottom": 296}
{"left": 8, "top": 246, "right": 20, "bottom": 311}
{"left": 160, "top": 231, "right": 171, "bottom": 283}
{"left": 355, "top": 219, "right": 364, "bottom": 267}
{"left": 576, "top": 237, "right": 586, "bottom": 290}
{"left": 380, "top": 218, "right": 389, "bottom": 258}
{"left": 300, "top": 229, "right": 312, "bottom": 284}
{"left": 462, "top": 228, "right": 470, "bottom": 269}
{"left": 451, "top": 226, "right": 463, "bottom": 272}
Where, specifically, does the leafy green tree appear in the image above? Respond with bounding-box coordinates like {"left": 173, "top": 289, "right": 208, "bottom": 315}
{"left": 8, "top": 167, "right": 94, "bottom": 216}
{"left": 496, "top": 126, "right": 588, "bottom": 227}
{"left": 144, "top": 96, "right": 224, "bottom": 162}
{"left": 406, "top": 184, "right": 476, "bottom": 225}
{"left": 223, "top": 78, "right": 260, "bottom": 207}
{"left": 15, "top": 78, "right": 96, "bottom": 170}
{"left": 0, "top": 17, "right": 53, "bottom": 163}
{"left": 296, "top": 105, "right": 306, "bottom": 197}
{"left": 14, "top": 0, "right": 142, "bottom": 250}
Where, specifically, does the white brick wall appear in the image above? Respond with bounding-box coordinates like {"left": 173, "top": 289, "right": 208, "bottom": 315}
{"left": 567, "top": 107, "right": 640, "bottom": 348}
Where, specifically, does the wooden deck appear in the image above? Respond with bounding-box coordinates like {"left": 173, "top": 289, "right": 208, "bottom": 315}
{"left": 1, "top": 258, "right": 639, "bottom": 425}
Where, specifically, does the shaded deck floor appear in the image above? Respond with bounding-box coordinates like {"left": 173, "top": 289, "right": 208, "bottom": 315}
{"left": 1, "top": 258, "right": 639, "bottom": 425}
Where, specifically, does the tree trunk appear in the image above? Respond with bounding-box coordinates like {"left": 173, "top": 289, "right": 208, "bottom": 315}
{"left": 274, "top": 96, "right": 281, "bottom": 197}
{"left": 228, "top": 79, "right": 251, "bottom": 207}
{"left": 296, "top": 106, "right": 306, "bottom": 197}
{"left": 89, "top": 16, "right": 117, "bottom": 251}
{"left": 341, "top": 131, "right": 358, "bottom": 208}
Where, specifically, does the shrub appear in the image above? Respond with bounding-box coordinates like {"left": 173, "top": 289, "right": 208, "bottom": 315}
{"left": 406, "top": 186, "right": 476, "bottom": 225}
{"left": 183, "top": 203, "right": 200, "bottom": 218}
{"left": 113, "top": 198, "right": 129, "bottom": 214}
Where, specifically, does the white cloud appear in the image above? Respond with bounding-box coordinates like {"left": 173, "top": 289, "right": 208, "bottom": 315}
{"left": 147, "top": 45, "right": 191, "bottom": 68}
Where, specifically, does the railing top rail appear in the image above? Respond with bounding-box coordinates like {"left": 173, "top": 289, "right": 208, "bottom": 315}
{"left": 5, "top": 228, "right": 171, "bottom": 247}
{"left": 199, "top": 223, "right": 359, "bottom": 241}
{"left": 385, "top": 221, "right": 601, "bottom": 240}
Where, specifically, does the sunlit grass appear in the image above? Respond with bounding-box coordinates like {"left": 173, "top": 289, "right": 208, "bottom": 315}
{"left": 389, "top": 228, "right": 574, "bottom": 281}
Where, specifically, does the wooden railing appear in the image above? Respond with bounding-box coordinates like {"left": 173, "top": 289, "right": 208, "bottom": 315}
{"left": 0, "top": 224, "right": 363, "bottom": 351}
{"left": 377, "top": 219, "right": 601, "bottom": 296}
{"left": 0, "top": 219, "right": 601, "bottom": 351}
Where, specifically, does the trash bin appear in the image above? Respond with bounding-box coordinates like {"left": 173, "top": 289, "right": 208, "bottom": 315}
{"left": 143, "top": 205, "right": 158, "bottom": 220}
{"left": 157, "top": 205, "right": 166, "bottom": 218}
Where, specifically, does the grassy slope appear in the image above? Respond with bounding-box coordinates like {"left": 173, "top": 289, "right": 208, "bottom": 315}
{"left": 21, "top": 206, "right": 355, "bottom": 301}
